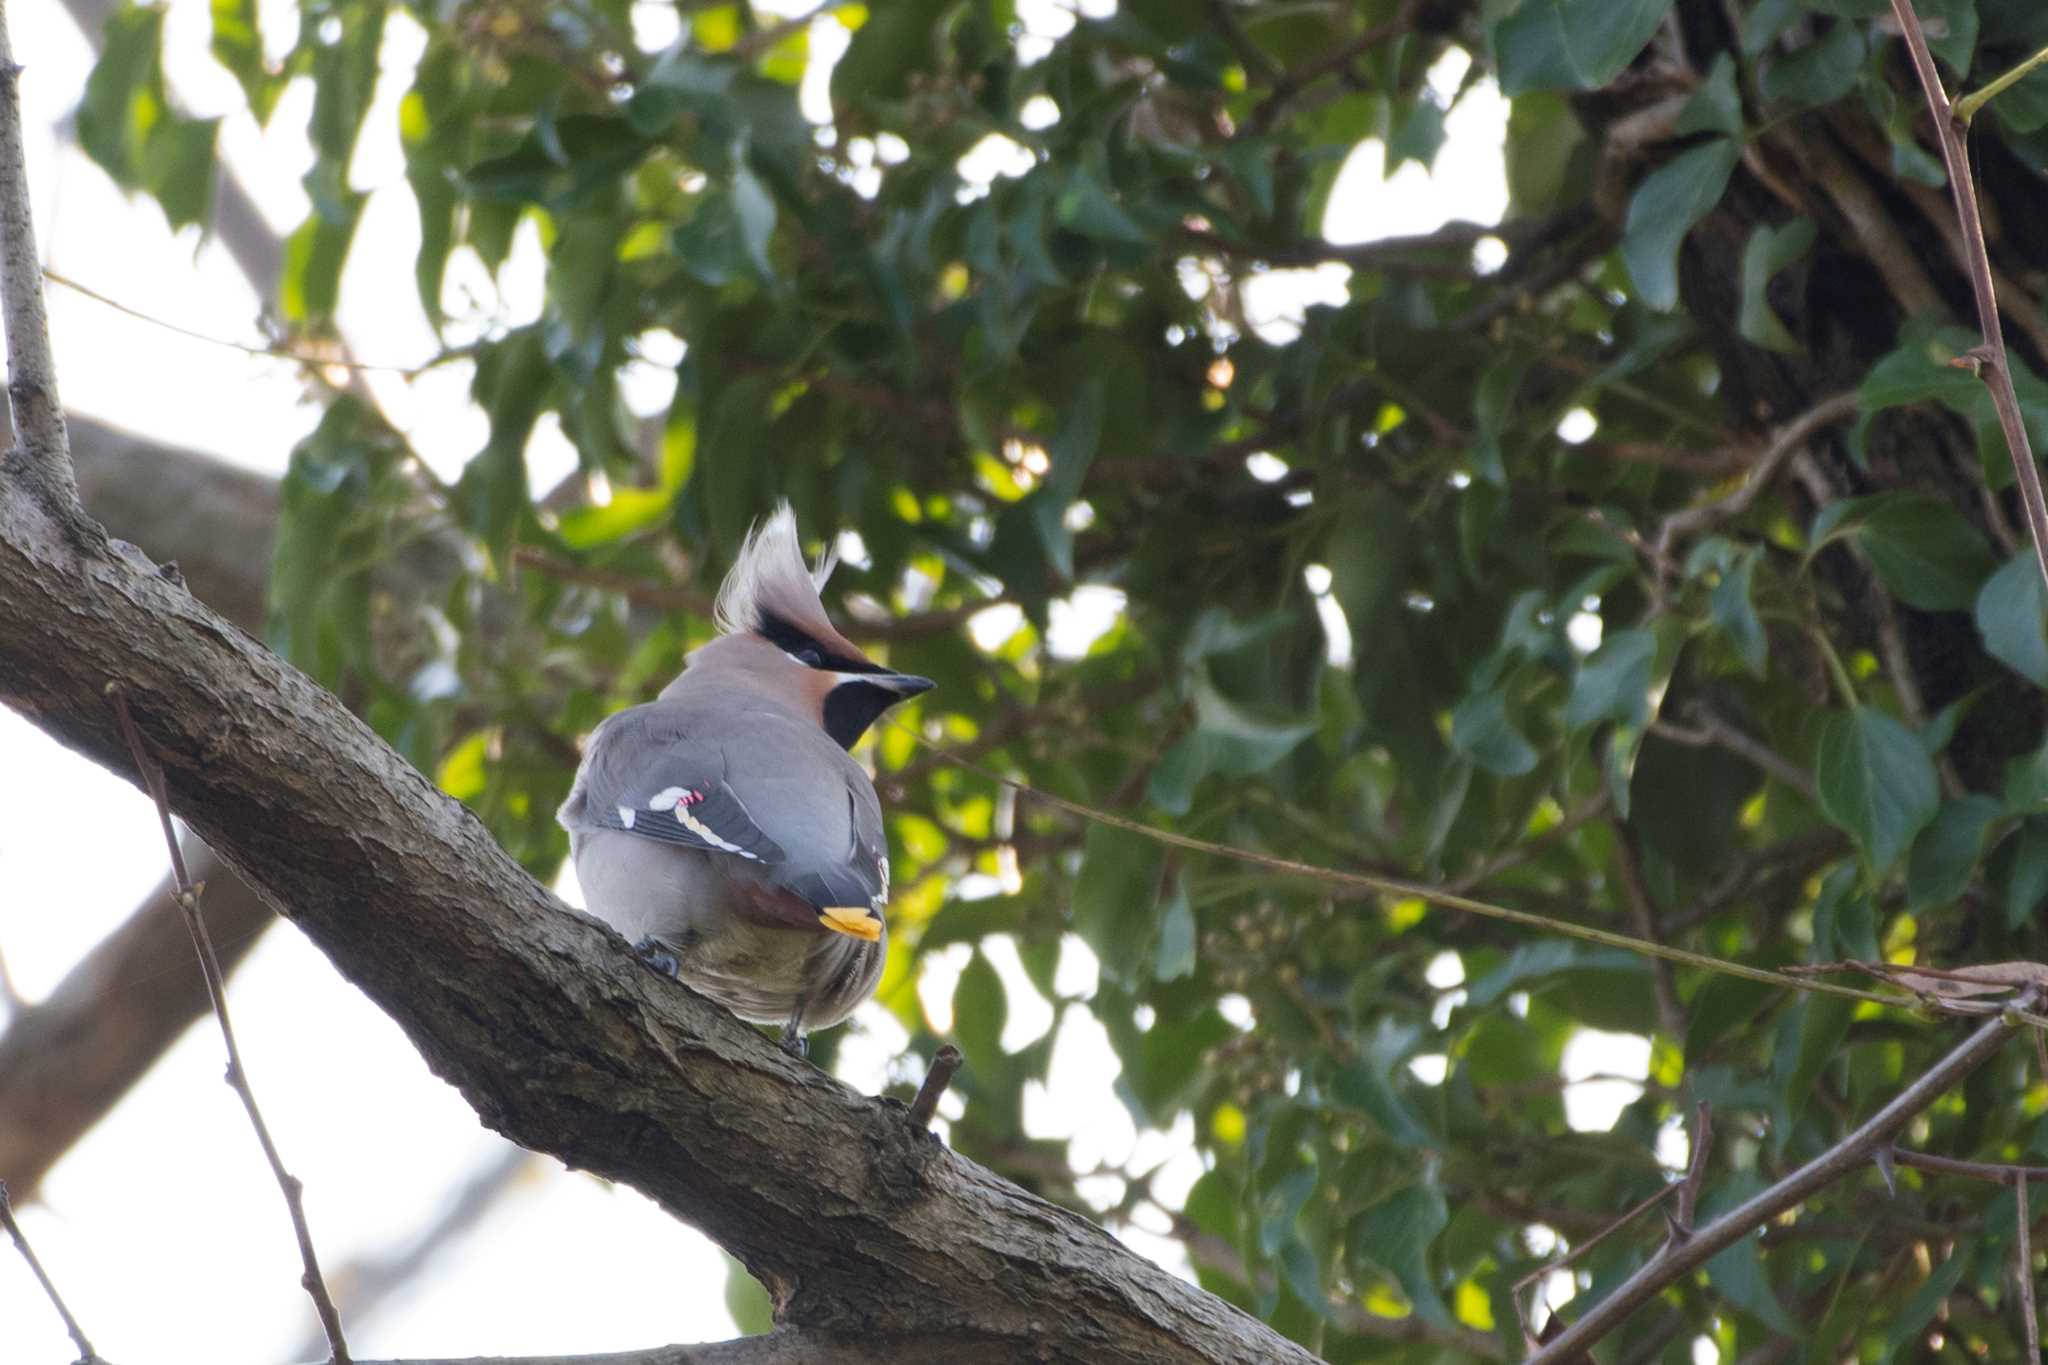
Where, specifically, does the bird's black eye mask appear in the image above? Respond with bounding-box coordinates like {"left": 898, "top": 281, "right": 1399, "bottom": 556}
{"left": 758, "top": 611, "right": 883, "bottom": 675}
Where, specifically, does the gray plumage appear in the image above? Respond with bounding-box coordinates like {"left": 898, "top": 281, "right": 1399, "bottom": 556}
{"left": 557, "top": 506, "right": 931, "bottom": 1045}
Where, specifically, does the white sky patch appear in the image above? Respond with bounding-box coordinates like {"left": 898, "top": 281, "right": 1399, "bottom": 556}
{"left": 630, "top": 1, "right": 683, "bottom": 52}
{"left": 981, "top": 933, "right": 1057, "bottom": 1051}
{"left": 1216, "top": 993, "right": 1253, "bottom": 1029}
{"left": 968, "top": 602, "right": 1027, "bottom": 651}
{"left": 1054, "top": 933, "right": 1101, "bottom": 998}
{"left": 1321, "top": 50, "right": 1507, "bottom": 247}
{"left": 1047, "top": 585, "right": 1126, "bottom": 659}
{"left": 798, "top": 11, "right": 852, "bottom": 125}
{"left": 1561, "top": 1029, "right": 1649, "bottom": 1132}
{"left": 1556, "top": 406, "right": 1598, "bottom": 444}
{"left": 1239, "top": 262, "right": 1351, "bottom": 345}
{"left": 1020, "top": 94, "right": 1060, "bottom": 130}
{"left": 917, "top": 942, "right": 975, "bottom": 1034}
{"left": 1567, "top": 611, "right": 1604, "bottom": 654}
{"left": 1245, "top": 451, "right": 1289, "bottom": 482}
{"left": 1408, "top": 1054, "right": 1448, "bottom": 1084}
{"left": 525, "top": 413, "right": 582, "bottom": 499}
{"left": 958, "top": 132, "right": 1036, "bottom": 191}
{"left": 1304, "top": 562, "right": 1354, "bottom": 668}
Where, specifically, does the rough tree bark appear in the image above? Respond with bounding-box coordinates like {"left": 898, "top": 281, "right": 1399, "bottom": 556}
{"left": 0, "top": 473, "right": 1315, "bottom": 1363}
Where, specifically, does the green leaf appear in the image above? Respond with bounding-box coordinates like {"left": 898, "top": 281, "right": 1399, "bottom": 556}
{"left": 1775, "top": 994, "right": 1854, "bottom": 1128}
{"left": 951, "top": 950, "right": 1007, "bottom": 1069}
{"left": 1908, "top": 795, "right": 2003, "bottom": 908}
{"left": 1449, "top": 687, "right": 1538, "bottom": 777}
{"left": 1350, "top": 1184, "right": 1452, "bottom": 1328}
{"left": 1856, "top": 495, "right": 1996, "bottom": 611}
{"left": 2005, "top": 818, "right": 2048, "bottom": 929}
{"left": 1880, "top": 1244, "right": 1975, "bottom": 1363}
{"left": 1494, "top": 0, "right": 1676, "bottom": 95}
{"left": 1700, "top": 1176, "right": 1801, "bottom": 1333}
{"left": 1333, "top": 1020, "right": 1437, "bottom": 1147}
{"left": 1708, "top": 543, "right": 1770, "bottom": 675}
{"left": 1564, "top": 628, "right": 1657, "bottom": 730}
{"left": 1737, "top": 218, "right": 1816, "bottom": 355}
{"left": 830, "top": 0, "right": 951, "bottom": 107}
{"left": 1621, "top": 138, "right": 1741, "bottom": 311}
{"left": 1759, "top": 20, "right": 1866, "bottom": 106}
{"left": 1676, "top": 54, "right": 1744, "bottom": 137}
{"left": 722, "top": 1253, "right": 773, "bottom": 1336}
{"left": 1815, "top": 708, "right": 1941, "bottom": 876}
{"left": 1152, "top": 888, "right": 1197, "bottom": 982}
{"left": 1976, "top": 551, "right": 2048, "bottom": 684}
{"left": 731, "top": 154, "right": 777, "bottom": 278}
{"left": 1071, "top": 825, "right": 1164, "bottom": 988}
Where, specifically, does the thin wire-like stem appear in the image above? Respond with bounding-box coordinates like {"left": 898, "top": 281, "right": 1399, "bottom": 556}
{"left": 0, "top": 1179, "right": 100, "bottom": 1363}
{"left": 1954, "top": 42, "right": 2048, "bottom": 126}
{"left": 2020, "top": 1170, "right": 2040, "bottom": 1362}
{"left": 107, "top": 685, "right": 352, "bottom": 1364}
{"left": 1889, "top": 1, "right": 2048, "bottom": 598}
{"left": 890, "top": 724, "right": 2048, "bottom": 1026}
{"left": 1528, "top": 1010, "right": 2022, "bottom": 1361}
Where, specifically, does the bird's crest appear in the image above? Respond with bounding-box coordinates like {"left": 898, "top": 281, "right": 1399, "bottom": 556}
{"left": 714, "top": 503, "right": 843, "bottom": 644}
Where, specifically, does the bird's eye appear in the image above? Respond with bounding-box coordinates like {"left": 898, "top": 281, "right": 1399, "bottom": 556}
{"left": 796, "top": 649, "right": 824, "bottom": 668}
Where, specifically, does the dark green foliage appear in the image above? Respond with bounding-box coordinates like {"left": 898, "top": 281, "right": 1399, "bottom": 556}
{"left": 87, "top": 0, "right": 2048, "bottom": 1356}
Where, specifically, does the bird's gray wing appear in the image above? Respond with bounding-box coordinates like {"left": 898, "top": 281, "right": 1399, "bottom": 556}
{"left": 562, "top": 708, "right": 785, "bottom": 866}
{"left": 564, "top": 705, "right": 887, "bottom": 917}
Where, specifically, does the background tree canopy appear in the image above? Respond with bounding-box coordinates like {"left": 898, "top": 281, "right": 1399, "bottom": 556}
{"left": 47, "top": 0, "right": 2048, "bottom": 1359}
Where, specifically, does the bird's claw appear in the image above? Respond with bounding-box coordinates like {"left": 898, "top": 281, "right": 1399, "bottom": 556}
{"left": 779, "top": 1031, "right": 809, "bottom": 1059}
{"left": 632, "top": 935, "right": 680, "bottom": 979}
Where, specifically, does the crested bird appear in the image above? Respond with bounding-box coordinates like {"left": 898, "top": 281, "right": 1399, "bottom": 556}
{"left": 556, "top": 505, "right": 933, "bottom": 1052}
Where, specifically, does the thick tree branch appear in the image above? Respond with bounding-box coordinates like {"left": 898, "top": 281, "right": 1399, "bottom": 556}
{"left": 0, "top": 496, "right": 1315, "bottom": 1363}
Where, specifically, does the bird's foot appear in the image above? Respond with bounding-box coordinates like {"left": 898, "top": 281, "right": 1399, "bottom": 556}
{"left": 779, "top": 1025, "right": 809, "bottom": 1059}
{"left": 632, "top": 935, "right": 681, "bottom": 979}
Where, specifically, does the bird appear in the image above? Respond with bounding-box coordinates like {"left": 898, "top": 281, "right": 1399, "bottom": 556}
{"left": 557, "top": 504, "right": 933, "bottom": 1052}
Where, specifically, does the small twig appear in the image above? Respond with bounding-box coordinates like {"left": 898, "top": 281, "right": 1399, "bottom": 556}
{"left": 1243, "top": 2, "right": 1416, "bottom": 135}
{"left": 1954, "top": 41, "right": 2048, "bottom": 126}
{"left": 906, "top": 1045, "right": 963, "bottom": 1129}
{"left": 1529, "top": 1008, "right": 2024, "bottom": 1361}
{"left": 1610, "top": 826, "right": 1685, "bottom": 1040}
{"left": 1513, "top": 1182, "right": 1680, "bottom": 1347}
{"left": 1887, "top": 1147, "right": 2048, "bottom": 1185}
{"left": 44, "top": 270, "right": 437, "bottom": 376}
{"left": 0, "top": 1178, "right": 100, "bottom": 1364}
{"left": 1651, "top": 391, "right": 1859, "bottom": 566}
{"left": 1889, "top": 1, "right": 2048, "bottom": 598}
{"left": 1649, "top": 705, "right": 1817, "bottom": 800}
{"left": 1675, "top": 1101, "right": 1713, "bottom": 1236}
{"left": 2021, "top": 1170, "right": 2040, "bottom": 1362}
{"left": 106, "top": 685, "right": 352, "bottom": 1364}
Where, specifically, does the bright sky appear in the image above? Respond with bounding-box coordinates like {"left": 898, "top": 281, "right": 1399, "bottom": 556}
{"left": 0, "top": 3, "right": 1533, "bottom": 1362}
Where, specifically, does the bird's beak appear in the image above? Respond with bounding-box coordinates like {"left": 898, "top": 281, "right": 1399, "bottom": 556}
{"left": 878, "top": 672, "right": 935, "bottom": 697}
{"left": 818, "top": 906, "right": 884, "bottom": 942}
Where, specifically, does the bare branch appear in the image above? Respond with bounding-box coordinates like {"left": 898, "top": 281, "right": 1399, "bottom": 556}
{"left": 1528, "top": 1011, "right": 2021, "bottom": 1360}
{"left": 0, "top": 3, "right": 72, "bottom": 510}
{"left": 1889, "top": 0, "right": 2048, "bottom": 597}
{"left": 906, "top": 1045, "right": 963, "bottom": 1129}
{"left": 108, "top": 686, "right": 351, "bottom": 1364}
{"left": 0, "top": 1178, "right": 100, "bottom": 1363}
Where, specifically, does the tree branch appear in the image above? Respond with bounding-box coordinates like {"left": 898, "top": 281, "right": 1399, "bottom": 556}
{"left": 0, "top": 2, "right": 72, "bottom": 510}
{"left": 1889, "top": 0, "right": 2048, "bottom": 596}
{"left": 0, "top": 502, "right": 1315, "bottom": 1363}
{"left": 1528, "top": 1010, "right": 2021, "bottom": 1361}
